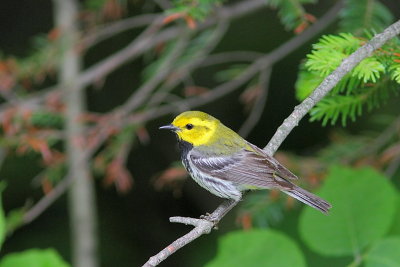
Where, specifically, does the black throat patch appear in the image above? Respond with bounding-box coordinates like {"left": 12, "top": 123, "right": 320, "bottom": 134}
{"left": 177, "top": 139, "right": 194, "bottom": 173}
{"left": 178, "top": 139, "right": 193, "bottom": 158}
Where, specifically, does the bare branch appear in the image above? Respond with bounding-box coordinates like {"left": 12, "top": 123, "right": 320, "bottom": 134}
{"left": 143, "top": 218, "right": 214, "bottom": 267}
{"left": 82, "top": 13, "right": 160, "bottom": 48}
{"left": 23, "top": 175, "right": 72, "bottom": 225}
{"left": 143, "top": 199, "right": 238, "bottom": 267}
{"left": 385, "top": 153, "right": 400, "bottom": 178}
{"left": 199, "top": 51, "right": 263, "bottom": 67}
{"left": 117, "top": 31, "right": 192, "bottom": 114}
{"left": 18, "top": 117, "right": 112, "bottom": 231}
{"left": 146, "top": 19, "right": 230, "bottom": 108}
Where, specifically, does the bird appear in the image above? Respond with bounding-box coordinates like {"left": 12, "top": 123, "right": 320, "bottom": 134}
{"left": 160, "top": 111, "right": 331, "bottom": 219}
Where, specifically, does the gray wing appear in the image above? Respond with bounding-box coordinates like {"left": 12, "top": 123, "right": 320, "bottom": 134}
{"left": 189, "top": 143, "right": 298, "bottom": 190}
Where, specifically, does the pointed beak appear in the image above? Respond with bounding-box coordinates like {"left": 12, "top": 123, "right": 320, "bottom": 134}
{"left": 159, "top": 124, "right": 180, "bottom": 132}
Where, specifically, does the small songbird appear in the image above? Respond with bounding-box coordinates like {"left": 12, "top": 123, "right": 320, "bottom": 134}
{"left": 160, "top": 111, "right": 331, "bottom": 217}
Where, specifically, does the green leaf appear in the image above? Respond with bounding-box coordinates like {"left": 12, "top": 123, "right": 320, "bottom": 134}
{"left": 299, "top": 166, "right": 397, "bottom": 257}
{"left": 206, "top": 229, "right": 306, "bottom": 267}
{"left": 0, "top": 248, "right": 70, "bottom": 267}
{"left": 0, "top": 182, "right": 5, "bottom": 251}
{"left": 364, "top": 237, "right": 400, "bottom": 267}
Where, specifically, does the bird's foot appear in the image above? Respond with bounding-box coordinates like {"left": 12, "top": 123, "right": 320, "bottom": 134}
{"left": 200, "top": 213, "right": 220, "bottom": 228}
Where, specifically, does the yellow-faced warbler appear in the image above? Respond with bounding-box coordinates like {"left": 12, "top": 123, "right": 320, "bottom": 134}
{"left": 160, "top": 111, "right": 331, "bottom": 215}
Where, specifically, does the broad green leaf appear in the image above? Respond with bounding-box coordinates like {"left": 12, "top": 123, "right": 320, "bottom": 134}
{"left": 206, "top": 229, "right": 306, "bottom": 267}
{"left": 0, "top": 182, "right": 6, "bottom": 251}
{"left": 364, "top": 237, "right": 400, "bottom": 267}
{"left": 299, "top": 166, "right": 397, "bottom": 257}
{"left": 0, "top": 248, "right": 70, "bottom": 267}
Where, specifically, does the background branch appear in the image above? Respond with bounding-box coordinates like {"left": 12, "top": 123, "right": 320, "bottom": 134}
{"left": 238, "top": 67, "right": 272, "bottom": 137}
{"left": 127, "top": 0, "right": 344, "bottom": 126}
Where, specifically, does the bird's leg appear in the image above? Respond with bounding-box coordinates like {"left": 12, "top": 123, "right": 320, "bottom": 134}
{"left": 200, "top": 198, "right": 240, "bottom": 225}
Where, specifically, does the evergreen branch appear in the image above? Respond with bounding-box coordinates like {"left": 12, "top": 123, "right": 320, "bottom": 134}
{"left": 265, "top": 19, "right": 400, "bottom": 155}
{"left": 297, "top": 32, "right": 399, "bottom": 126}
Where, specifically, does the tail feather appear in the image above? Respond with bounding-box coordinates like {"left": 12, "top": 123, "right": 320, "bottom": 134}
{"left": 283, "top": 186, "right": 331, "bottom": 214}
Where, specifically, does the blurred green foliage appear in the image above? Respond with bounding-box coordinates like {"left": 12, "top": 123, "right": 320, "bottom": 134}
{"left": 0, "top": 187, "right": 69, "bottom": 266}
{"left": 0, "top": 249, "right": 70, "bottom": 267}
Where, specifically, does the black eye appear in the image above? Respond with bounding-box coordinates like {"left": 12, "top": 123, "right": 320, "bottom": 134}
{"left": 185, "top": 123, "right": 194, "bottom": 130}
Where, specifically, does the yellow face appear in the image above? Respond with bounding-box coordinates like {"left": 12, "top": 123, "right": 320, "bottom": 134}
{"left": 169, "top": 111, "right": 219, "bottom": 146}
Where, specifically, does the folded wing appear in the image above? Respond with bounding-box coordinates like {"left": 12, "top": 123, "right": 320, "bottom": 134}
{"left": 189, "top": 143, "right": 297, "bottom": 190}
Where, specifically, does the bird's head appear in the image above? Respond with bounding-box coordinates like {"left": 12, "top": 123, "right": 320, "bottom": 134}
{"left": 159, "top": 111, "right": 220, "bottom": 146}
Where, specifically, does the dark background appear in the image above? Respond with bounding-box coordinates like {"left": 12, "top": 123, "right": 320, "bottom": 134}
{"left": 1, "top": 1, "right": 400, "bottom": 266}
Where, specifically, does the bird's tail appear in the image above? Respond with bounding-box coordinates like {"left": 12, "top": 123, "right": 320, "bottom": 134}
{"left": 283, "top": 185, "right": 331, "bottom": 214}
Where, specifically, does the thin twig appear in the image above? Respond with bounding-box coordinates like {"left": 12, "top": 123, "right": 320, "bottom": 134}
{"left": 20, "top": 121, "right": 111, "bottom": 229}
{"left": 362, "top": 115, "right": 400, "bottom": 156}
{"left": 238, "top": 67, "right": 272, "bottom": 137}
{"left": 82, "top": 13, "right": 160, "bottom": 48}
{"left": 199, "top": 51, "right": 264, "bottom": 67}
{"left": 143, "top": 217, "right": 214, "bottom": 267}
{"left": 117, "top": 31, "right": 192, "bottom": 114}
{"left": 146, "top": 19, "right": 230, "bottom": 108}
{"left": 385, "top": 152, "right": 400, "bottom": 178}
